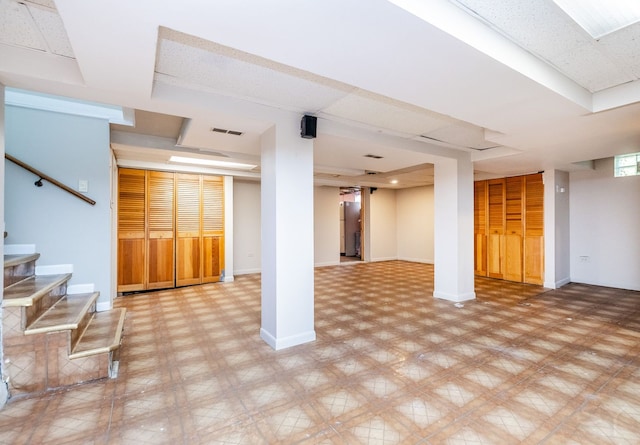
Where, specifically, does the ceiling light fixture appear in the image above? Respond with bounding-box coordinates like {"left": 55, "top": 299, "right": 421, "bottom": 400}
{"left": 390, "top": 179, "right": 399, "bottom": 185}
{"left": 552, "top": 0, "right": 640, "bottom": 39}
{"left": 169, "top": 156, "right": 256, "bottom": 170}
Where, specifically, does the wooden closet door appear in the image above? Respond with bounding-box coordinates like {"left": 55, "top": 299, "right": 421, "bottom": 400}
{"left": 524, "top": 173, "right": 544, "bottom": 285}
{"left": 474, "top": 181, "right": 488, "bottom": 276}
{"left": 117, "top": 168, "right": 146, "bottom": 292}
{"left": 202, "top": 176, "right": 224, "bottom": 283}
{"left": 504, "top": 176, "right": 523, "bottom": 282}
{"left": 176, "top": 174, "right": 202, "bottom": 287}
{"left": 487, "top": 178, "right": 505, "bottom": 279}
{"left": 147, "top": 171, "right": 175, "bottom": 289}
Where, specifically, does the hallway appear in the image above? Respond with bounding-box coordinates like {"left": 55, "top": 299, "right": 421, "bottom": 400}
{"left": 0, "top": 261, "right": 639, "bottom": 443}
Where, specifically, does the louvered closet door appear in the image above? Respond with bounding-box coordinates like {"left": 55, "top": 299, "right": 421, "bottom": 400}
{"left": 487, "top": 178, "right": 505, "bottom": 279}
{"left": 504, "top": 176, "right": 523, "bottom": 282}
{"left": 474, "top": 181, "right": 488, "bottom": 276}
{"left": 176, "top": 173, "right": 202, "bottom": 287}
{"left": 524, "top": 173, "right": 544, "bottom": 285}
{"left": 147, "top": 171, "right": 175, "bottom": 289}
{"left": 202, "top": 176, "right": 225, "bottom": 283}
{"left": 117, "top": 168, "right": 146, "bottom": 292}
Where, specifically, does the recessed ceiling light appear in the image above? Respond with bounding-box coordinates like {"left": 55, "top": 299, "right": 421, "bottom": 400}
{"left": 390, "top": 179, "right": 399, "bottom": 185}
{"left": 169, "top": 156, "right": 256, "bottom": 170}
{"left": 552, "top": 0, "right": 640, "bottom": 39}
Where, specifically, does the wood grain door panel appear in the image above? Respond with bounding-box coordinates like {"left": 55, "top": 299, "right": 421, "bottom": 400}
{"left": 117, "top": 168, "right": 146, "bottom": 292}
{"left": 176, "top": 174, "right": 202, "bottom": 287}
{"left": 147, "top": 171, "right": 175, "bottom": 289}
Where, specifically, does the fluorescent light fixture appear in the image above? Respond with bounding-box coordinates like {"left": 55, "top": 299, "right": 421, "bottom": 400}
{"left": 169, "top": 156, "right": 256, "bottom": 170}
{"left": 552, "top": 0, "right": 640, "bottom": 39}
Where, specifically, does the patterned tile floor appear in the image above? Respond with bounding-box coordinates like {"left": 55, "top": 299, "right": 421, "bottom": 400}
{"left": 0, "top": 261, "right": 639, "bottom": 444}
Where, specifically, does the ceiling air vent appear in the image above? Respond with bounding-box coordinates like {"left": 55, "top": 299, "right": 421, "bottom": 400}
{"left": 365, "top": 170, "right": 381, "bottom": 175}
{"left": 364, "top": 154, "right": 384, "bottom": 159}
{"left": 211, "top": 127, "right": 244, "bottom": 136}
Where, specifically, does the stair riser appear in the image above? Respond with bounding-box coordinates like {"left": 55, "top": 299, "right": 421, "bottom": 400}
{"left": 24, "top": 283, "right": 68, "bottom": 330}
{"left": 4, "top": 331, "right": 114, "bottom": 396}
{"left": 70, "top": 302, "right": 97, "bottom": 352}
{"left": 3, "top": 260, "right": 37, "bottom": 289}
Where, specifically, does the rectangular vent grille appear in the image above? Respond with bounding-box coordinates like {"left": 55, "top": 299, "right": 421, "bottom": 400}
{"left": 211, "top": 127, "right": 244, "bottom": 136}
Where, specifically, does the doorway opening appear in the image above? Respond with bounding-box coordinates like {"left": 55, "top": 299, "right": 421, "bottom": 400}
{"left": 340, "top": 187, "right": 363, "bottom": 263}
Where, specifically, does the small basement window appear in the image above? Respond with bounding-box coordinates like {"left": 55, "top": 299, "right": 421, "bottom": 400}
{"left": 614, "top": 152, "right": 640, "bottom": 177}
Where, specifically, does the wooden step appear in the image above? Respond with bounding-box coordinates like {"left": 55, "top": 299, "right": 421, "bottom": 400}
{"left": 70, "top": 308, "right": 126, "bottom": 359}
{"left": 4, "top": 253, "right": 40, "bottom": 268}
{"left": 2, "top": 273, "right": 71, "bottom": 307}
{"left": 4, "top": 253, "right": 40, "bottom": 289}
{"left": 25, "top": 292, "right": 99, "bottom": 335}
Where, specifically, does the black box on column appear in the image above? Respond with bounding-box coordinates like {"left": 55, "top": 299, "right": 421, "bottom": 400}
{"left": 301, "top": 115, "right": 317, "bottom": 139}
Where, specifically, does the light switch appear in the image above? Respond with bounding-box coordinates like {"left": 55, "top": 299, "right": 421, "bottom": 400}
{"left": 79, "top": 179, "right": 88, "bottom": 193}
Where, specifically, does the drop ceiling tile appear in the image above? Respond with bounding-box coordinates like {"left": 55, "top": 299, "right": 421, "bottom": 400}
{"left": 28, "top": 4, "right": 74, "bottom": 57}
{"left": 547, "top": 43, "right": 635, "bottom": 92}
{"left": 452, "top": 0, "right": 591, "bottom": 58}
{"left": 25, "top": 0, "right": 56, "bottom": 8}
{"left": 322, "top": 91, "right": 451, "bottom": 136}
{"left": 422, "top": 123, "right": 496, "bottom": 150}
{"left": 0, "top": 0, "right": 46, "bottom": 51}
{"left": 155, "top": 37, "right": 353, "bottom": 113}
{"left": 598, "top": 22, "right": 640, "bottom": 79}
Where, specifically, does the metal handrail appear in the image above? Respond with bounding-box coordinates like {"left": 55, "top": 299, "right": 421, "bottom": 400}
{"left": 5, "top": 153, "right": 96, "bottom": 206}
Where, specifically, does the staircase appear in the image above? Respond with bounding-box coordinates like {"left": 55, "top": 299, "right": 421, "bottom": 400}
{"left": 2, "top": 251, "right": 126, "bottom": 397}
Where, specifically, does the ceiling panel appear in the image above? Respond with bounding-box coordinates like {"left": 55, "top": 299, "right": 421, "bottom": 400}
{"left": 0, "top": 1, "right": 46, "bottom": 51}
{"left": 322, "top": 90, "right": 452, "bottom": 136}
{"left": 155, "top": 30, "right": 354, "bottom": 113}
{"left": 28, "top": 3, "right": 74, "bottom": 57}
{"left": 450, "top": 0, "right": 640, "bottom": 93}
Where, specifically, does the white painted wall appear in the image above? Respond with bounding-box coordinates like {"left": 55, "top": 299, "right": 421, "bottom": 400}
{"left": 369, "top": 188, "right": 398, "bottom": 261}
{"left": 314, "top": 186, "right": 340, "bottom": 266}
{"left": 0, "top": 83, "right": 9, "bottom": 406}
{"left": 233, "top": 180, "right": 261, "bottom": 275}
{"left": 543, "top": 170, "right": 570, "bottom": 288}
{"left": 5, "top": 106, "right": 113, "bottom": 306}
{"left": 397, "top": 185, "right": 434, "bottom": 263}
{"left": 570, "top": 158, "right": 640, "bottom": 291}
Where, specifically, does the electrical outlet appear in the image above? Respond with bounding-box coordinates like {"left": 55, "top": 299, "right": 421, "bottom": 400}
{"left": 579, "top": 256, "right": 590, "bottom": 263}
{"left": 78, "top": 179, "right": 88, "bottom": 193}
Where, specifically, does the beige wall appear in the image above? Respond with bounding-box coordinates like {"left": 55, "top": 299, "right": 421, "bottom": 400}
{"left": 314, "top": 187, "right": 340, "bottom": 266}
{"left": 232, "top": 183, "right": 436, "bottom": 271}
{"left": 397, "top": 186, "right": 434, "bottom": 263}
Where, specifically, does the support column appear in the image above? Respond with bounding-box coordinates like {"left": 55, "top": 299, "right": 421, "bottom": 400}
{"left": 260, "top": 117, "right": 316, "bottom": 350}
{"left": 433, "top": 155, "right": 476, "bottom": 302}
{"left": 223, "top": 175, "right": 234, "bottom": 282}
{"left": 0, "top": 82, "right": 9, "bottom": 407}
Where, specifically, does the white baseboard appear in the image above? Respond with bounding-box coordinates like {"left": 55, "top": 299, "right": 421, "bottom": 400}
{"left": 371, "top": 257, "right": 398, "bottom": 262}
{"left": 223, "top": 275, "right": 235, "bottom": 283}
{"left": 260, "top": 328, "right": 316, "bottom": 350}
{"left": 67, "top": 283, "right": 95, "bottom": 294}
{"left": 4, "top": 244, "right": 36, "bottom": 255}
{"left": 96, "top": 300, "right": 112, "bottom": 312}
{"left": 315, "top": 261, "right": 341, "bottom": 267}
{"left": 36, "top": 264, "right": 73, "bottom": 275}
{"left": 542, "top": 278, "right": 571, "bottom": 289}
{"left": 234, "top": 268, "right": 261, "bottom": 276}
{"left": 397, "top": 257, "right": 434, "bottom": 264}
{"left": 433, "top": 290, "right": 477, "bottom": 302}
